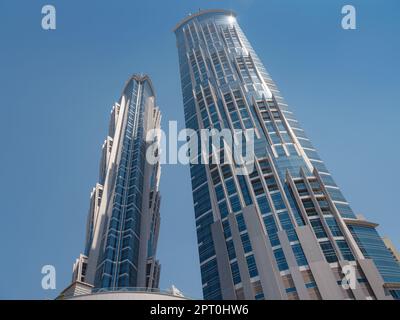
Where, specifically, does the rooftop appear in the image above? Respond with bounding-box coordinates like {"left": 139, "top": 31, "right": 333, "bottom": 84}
{"left": 173, "top": 9, "right": 236, "bottom": 32}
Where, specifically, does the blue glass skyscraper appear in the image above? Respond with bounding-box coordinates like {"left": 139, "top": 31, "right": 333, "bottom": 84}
{"left": 64, "top": 74, "right": 162, "bottom": 295}
{"left": 174, "top": 9, "right": 400, "bottom": 300}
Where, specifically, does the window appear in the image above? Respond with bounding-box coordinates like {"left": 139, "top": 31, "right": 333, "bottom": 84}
{"left": 349, "top": 225, "right": 400, "bottom": 283}
{"left": 226, "top": 240, "right": 236, "bottom": 260}
{"left": 310, "top": 219, "right": 327, "bottom": 239}
{"left": 225, "top": 178, "right": 237, "bottom": 195}
{"left": 325, "top": 217, "right": 343, "bottom": 237}
{"left": 230, "top": 195, "right": 241, "bottom": 213}
{"left": 320, "top": 241, "right": 338, "bottom": 263}
{"left": 231, "top": 261, "right": 241, "bottom": 284}
{"left": 211, "top": 169, "right": 221, "bottom": 185}
{"left": 246, "top": 254, "right": 259, "bottom": 278}
{"left": 236, "top": 213, "right": 246, "bottom": 232}
{"left": 271, "top": 192, "right": 286, "bottom": 211}
{"left": 278, "top": 211, "right": 297, "bottom": 241}
{"left": 336, "top": 240, "right": 355, "bottom": 261}
{"left": 265, "top": 176, "right": 278, "bottom": 191}
{"left": 251, "top": 179, "right": 264, "bottom": 196}
{"left": 238, "top": 175, "right": 253, "bottom": 205}
{"left": 292, "top": 244, "right": 308, "bottom": 266}
{"left": 390, "top": 289, "right": 400, "bottom": 300}
{"left": 274, "top": 248, "right": 289, "bottom": 271}
{"left": 221, "top": 164, "right": 232, "bottom": 179}
{"left": 218, "top": 200, "right": 229, "bottom": 219}
{"left": 222, "top": 220, "right": 231, "bottom": 239}
{"left": 241, "top": 233, "right": 253, "bottom": 253}
{"left": 257, "top": 196, "right": 271, "bottom": 215}
{"left": 318, "top": 199, "right": 330, "bottom": 211}
{"left": 263, "top": 215, "right": 280, "bottom": 247}
{"left": 215, "top": 184, "right": 224, "bottom": 202}
{"left": 259, "top": 159, "right": 272, "bottom": 174}
{"left": 201, "top": 258, "right": 222, "bottom": 300}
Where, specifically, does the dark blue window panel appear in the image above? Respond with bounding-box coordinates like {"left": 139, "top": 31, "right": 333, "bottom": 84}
{"left": 336, "top": 240, "right": 355, "bottom": 261}
{"left": 263, "top": 215, "right": 280, "bottom": 247}
{"left": 246, "top": 254, "right": 259, "bottom": 278}
{"left": 191, "top": 164, "right": 208, "bottom": 190}
{"left": 197, "top": 212, "right": 214, "bottom": 229}
{"left": 278, "top": 211, "right": 298, "bottom": 241}
{"left": 271, "top": 192, "right": 286, "bottom": 211}
{"left": 285, "top": 287, "right": 297, "bottom": 293}
{"left": 257, "top": 196, "right": 271, "bottom": 215}
{"left": 215, "top": 184, "right": 224, "bottom": 202}
{"left": 230, "top": 195, "right": 242, "bottom": 213}
{"left": 201, "top": 258, "right": 222, "bottom": 300}
{"left": 225, "top": 178, "right": 237, "bottom": 196}
{"left": 222, "top": 219, "right": 231, "bottom": 239}
{"left": 310, "top": 219, "right": 328, "bottom": 239}
{"left": 240, "top": 233, "right": 253, "bottom": 253}
{"left": 236, "top": 213, "right": 246, "bottom": 232}
{"left": 390, "top": 289, "right": 400, "bottom": 300}
{"left": 218, "top": 200, "right": 229, "bottom": 219}
{"left": 198, "top": 238, "right": 216, "bottom": 262}
{"left": 255, "top": 292, "right": 265, "bottom": 300}
{"left": 305, "top": 281, "right": 317, "bottom": 289}
{"left": 319, "top": 240, "right": 338, "bottom": 263}
{"left": 291, "top": 243, "right": 308, "bottom": 266}
{"left": 273, "top": 248, "right": 289, "bottom": 271}
{"left": 226, "top": 239, "right": 236, "bottom": 260}
{"left": 238, "top": 175, "right": 253, "bottom": 206}
{"left": 193, "top": 183, "right": 212, "bottom": 218}
{"left": 231, "top": 261, "right": 241, "bottom": 285}
{"left": 284, "top": 185, "right": 305, "bottom": 226}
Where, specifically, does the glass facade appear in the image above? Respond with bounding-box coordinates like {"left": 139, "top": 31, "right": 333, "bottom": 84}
{"left": 174, "top": 10, "right": 400, "bottom": 300}
{"left": 348, "top": 224, "right": 400, "bottom": 283}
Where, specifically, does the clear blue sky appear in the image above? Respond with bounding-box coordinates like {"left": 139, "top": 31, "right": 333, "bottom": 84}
{"left": 0, "top": 0, "right": 399, "bottom": 299}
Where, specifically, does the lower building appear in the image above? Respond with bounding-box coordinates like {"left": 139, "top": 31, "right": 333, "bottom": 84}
{"left": 60, "top": 74, "right": 163, "bottom": 299}
{"left": 57, "top": 285, "right": 187, "bottom": 300}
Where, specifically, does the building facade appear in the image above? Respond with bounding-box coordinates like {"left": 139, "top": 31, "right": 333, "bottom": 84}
{"left": 69, "top": 74, "right": 162, "bottom": 292}
{"left": 174, "top": 9, "right": 400, "bottom": 300}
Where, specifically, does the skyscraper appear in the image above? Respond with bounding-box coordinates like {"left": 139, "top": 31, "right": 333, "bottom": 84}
{"left": 64, "top": 74, "right": 162, "bottom": 295}
{"left": 174, "top": 9, "right": 400, "bottom": 300}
